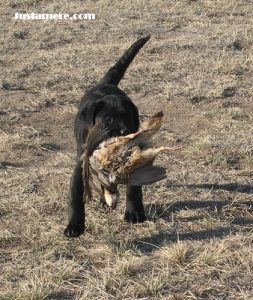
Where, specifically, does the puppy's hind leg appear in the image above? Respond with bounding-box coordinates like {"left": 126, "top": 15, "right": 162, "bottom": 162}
{"left": 124, "top": 185, "right": 147, "bottom": 223}
{"left": 64, "top": 161, "right": 85, "bottom": 237}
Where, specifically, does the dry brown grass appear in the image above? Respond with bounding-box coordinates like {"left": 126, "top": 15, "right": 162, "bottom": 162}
{"left": 1, "top": 0, "right": 253, "bottom": 299}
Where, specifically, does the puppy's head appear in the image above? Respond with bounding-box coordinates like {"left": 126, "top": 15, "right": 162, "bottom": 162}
{"left": 93, "top": 96, "right": 139, "bottom": 137}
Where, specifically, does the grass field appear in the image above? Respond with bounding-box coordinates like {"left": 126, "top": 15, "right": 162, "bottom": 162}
{"left": 1, "top": 0, "right": 253, "bottom": 299}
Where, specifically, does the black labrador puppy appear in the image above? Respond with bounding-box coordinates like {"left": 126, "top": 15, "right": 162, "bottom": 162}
{"left": 64, "top": 35, "right": 150, "bottom": 237}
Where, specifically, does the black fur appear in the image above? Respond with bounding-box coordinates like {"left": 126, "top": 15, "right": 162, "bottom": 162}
{"left": 64, "top": 35, "right": 150, "bottom": 237}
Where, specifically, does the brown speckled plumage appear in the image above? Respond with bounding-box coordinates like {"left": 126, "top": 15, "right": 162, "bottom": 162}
{"left": 81, "top": 111, "right": 183, "bottom": 207}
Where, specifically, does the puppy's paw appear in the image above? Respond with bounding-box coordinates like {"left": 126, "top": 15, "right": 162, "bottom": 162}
{"left": 64, "top": 224, "right": 84, "bottom": 237}
{"left": 124, "top": 211, "right": 147, "bottom": 223}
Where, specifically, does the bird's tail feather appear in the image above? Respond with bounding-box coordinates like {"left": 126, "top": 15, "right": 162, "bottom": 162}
{"left": 128, "top": 165, "right": 167, "bottom": 186}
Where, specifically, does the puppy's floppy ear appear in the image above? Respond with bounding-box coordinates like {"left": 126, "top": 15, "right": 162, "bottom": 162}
{"left": 81, "top": 100, "right": 106, "bottom": 125}
{"left": 92, "top": 101, "right": 106, "bottom": 125}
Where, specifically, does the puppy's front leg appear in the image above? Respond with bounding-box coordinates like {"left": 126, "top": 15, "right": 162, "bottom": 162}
{"left": 124, "top": 185, "right": 147, "bottom": 223}
{"left": 64, "top": 161, "right": 85, "bottom": 237}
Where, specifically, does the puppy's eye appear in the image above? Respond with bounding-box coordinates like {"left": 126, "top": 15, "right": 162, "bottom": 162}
{"left": 105, "top": 116, "right": 113, "bottom": 123}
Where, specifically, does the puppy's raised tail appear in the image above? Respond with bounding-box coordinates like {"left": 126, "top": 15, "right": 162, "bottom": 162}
{"left": 99, "top": 35, "right": 150, "bottom": 86}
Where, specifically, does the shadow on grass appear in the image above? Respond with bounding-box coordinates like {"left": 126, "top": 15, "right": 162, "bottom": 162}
{"left": 167, "top": 183, "right": 253, "bottom": 194}
{"left": 232, "top": 217, "right": 253, "bottom": 225}
{"left": 132, "top": 182, "right": 253, "bottom": 254}
{"left": 131, "top": 226, "right": 234, "bottom": 254}
{"left": 45, "top": 291, "right": 74, "bottom": 300}
{"left": 145, "top": 199, "right": 253, "bottom": 221}
{"left": 138, "top": 198, "right": 253, "bottom": 254}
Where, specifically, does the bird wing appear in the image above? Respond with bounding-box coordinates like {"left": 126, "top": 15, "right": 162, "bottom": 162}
{"left": 128, "top": 164, "right": 167, "bottom": 186}
{"left": 85, "top": 124, "right": 110, "bottom": 156}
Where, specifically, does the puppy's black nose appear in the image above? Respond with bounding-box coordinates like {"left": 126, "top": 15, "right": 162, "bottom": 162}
{"left": 120, "top": 129, "right": 128, "bottom": 135}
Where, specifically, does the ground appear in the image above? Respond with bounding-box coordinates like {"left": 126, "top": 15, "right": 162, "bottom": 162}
{"left": 0, "top": 0, "right": 253, "bottom": 299}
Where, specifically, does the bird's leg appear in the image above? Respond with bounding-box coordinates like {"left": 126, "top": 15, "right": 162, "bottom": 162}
{"left": 124, "top": 185, "right": 147, "bottom": 223}
{"left": 124, "top": 129, "right": 144, "bottom": 139}
{"left": 140, "top": 144, "right": 184, "bottom": 159}
{"left": 161, "top": 144, "right": 185, "bottom": 151}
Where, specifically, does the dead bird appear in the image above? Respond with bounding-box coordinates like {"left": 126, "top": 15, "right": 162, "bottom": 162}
{"left": 81, "top": 111, "right": 183, "bottom": 209}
